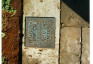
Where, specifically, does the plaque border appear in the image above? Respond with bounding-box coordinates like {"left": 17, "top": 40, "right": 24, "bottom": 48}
{"left": 24, "top": 17, "right": 56, "bottom": 48}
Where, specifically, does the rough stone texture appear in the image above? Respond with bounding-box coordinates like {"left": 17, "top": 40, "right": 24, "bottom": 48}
{"left": 23, "top": 0, "right": 60, "bottom": 64}
{"left": 82, "top": 28, "right": 90, "bottom": 64}
{"left": 60, "top": 27, "right": 81, "bottom": 64}
{"left": 22, "top": 51, "right": 42, "bottom": 64}
{"left": 61, "top": 2, "right": 89, "bottom": 27}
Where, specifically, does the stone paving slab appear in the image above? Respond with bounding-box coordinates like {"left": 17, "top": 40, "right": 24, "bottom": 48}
{"left": 22, "top": 0, "right": 60, "bottom": 64}
{"left": 61, "top": 2, "right": 89, "bottom": 27}
{"left": 60, "top": 27, "right": 81, "bottom": 64}
{"left": 82, "top": 28, "right": 90, "bottom": 64}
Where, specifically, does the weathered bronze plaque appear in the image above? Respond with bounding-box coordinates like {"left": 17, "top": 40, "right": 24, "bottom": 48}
{"left": 25, "top": 17, "right": 55, "bottom": 48}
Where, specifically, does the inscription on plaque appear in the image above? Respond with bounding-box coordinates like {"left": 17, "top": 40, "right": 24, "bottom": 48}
{"left": 25, "top": 17, "right": 55, "bottom": 48}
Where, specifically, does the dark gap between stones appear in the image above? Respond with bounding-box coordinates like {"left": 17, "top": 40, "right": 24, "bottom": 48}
{"left": 80, "top": 27, "right": 83, "bottom": 64}
{"left": 18, "top": 0, "right": 23, "bottom": 64}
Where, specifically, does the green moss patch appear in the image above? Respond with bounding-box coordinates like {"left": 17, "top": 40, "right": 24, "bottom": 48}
{"left": 2, "top": 0, "right": 17, "bottom": 14}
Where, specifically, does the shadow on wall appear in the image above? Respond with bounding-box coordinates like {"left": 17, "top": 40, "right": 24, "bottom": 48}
{"left": 62, "top": 0, "right": 89, "bottom": 23}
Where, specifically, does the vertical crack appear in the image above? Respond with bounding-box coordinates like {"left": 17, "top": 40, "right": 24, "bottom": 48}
{"left": 80, "top": 27, "right": 83, "bottom": 64}
{"left": 18, "top": 0, "right": 23, "bottom": 64}
{"left": 59, "top": 0, "right": 63, "bottom": 64}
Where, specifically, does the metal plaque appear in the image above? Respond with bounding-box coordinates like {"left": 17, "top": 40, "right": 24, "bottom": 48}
{"left": 25, "top": 17, "right": 55, "bottom": 48}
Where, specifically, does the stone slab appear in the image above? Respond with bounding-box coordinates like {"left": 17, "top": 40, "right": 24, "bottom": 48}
{"left": 82, "top": 28, "right": 90, "bottom": 64}
{"left": 60, "top": 27, "right": 81, "bottom": 64}
{"left": 22, "top": 0, "right": 60, "bottom": 64}
{"left": 61, "top": 2, "right": 89, "bottom": 27}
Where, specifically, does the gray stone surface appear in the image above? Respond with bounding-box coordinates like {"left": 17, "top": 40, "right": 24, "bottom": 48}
{"left": 61, "top": 2, "right": 89, "bottom": 27}
{"left": 82, "top": 28, "right": 90, "bottom": 64}
{"left": 60, "top": 27, "right": 81, "bottom": 64}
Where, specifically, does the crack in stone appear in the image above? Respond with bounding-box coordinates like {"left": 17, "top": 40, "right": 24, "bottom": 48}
{"left": 80, "top": 27, "right": 83, "bottom": 64}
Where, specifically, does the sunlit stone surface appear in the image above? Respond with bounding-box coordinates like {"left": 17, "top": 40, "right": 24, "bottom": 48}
{"left": 60, "top": 27, "right": 81, "bottom": 64}
{"left": 82, "top": 28, "right": 90, "bottom": 64}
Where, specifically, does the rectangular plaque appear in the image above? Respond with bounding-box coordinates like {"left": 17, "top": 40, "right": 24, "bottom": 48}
{"left": 25, "top": 17, "right": 55, "bottom": 48}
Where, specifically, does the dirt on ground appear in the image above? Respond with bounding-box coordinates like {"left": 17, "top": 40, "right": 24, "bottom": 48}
{"left": 2, "top": 0, "right": 22, "bottom": 64}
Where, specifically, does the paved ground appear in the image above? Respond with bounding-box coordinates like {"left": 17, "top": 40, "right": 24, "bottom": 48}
{"left": 22, "top": 0, "right": 90, "bottom": 64}
{"left": 60, "top": 1, "right": 90, "bottom": 64}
